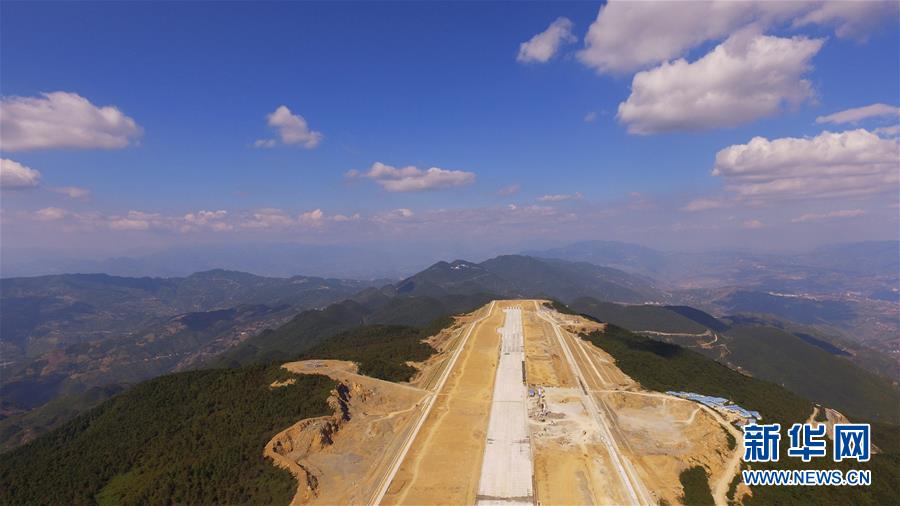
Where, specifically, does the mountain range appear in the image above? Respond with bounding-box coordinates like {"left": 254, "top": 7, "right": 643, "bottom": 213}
{"left": 1, "top": 249, "right": 897, "bottom": 452}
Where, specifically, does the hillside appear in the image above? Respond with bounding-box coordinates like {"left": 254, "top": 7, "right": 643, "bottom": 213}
{"left": 568, "top": 298, "right": 709, "bottom": 334}
{"left": 0, "top": 365, "right": 335, "bottom": 505}
{"left": 0, "top": 319, "right": 450, "bottom": 504}
{"left": 725, "top": 325, "right": 900, "bottom": 423}
{"left": 218, "top": 291, "right": 493, "bottom": 366}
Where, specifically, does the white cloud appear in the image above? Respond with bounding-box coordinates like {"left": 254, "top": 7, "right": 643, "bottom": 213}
{"left": 11, "top": 206, "right": 379, "bottom": 236}
{"left": 816, "top": 103, "right": 900, "bottom": 125}
{"left": 577, "top": 0, "right": 892, "bottom": 75}
{"left": 256, "top": 105, "right": 322, "bottom": 149}
{"left": 0, "top": 158, "right": 41, "bottom": 189}
{"left": 712, "top": 129, "right": 900, "bottom": 199}
{"left": 35, "top": 207, "right": 67, "bottom": 221}
{"left": 50, "top": 186, "right": 91, "bottom": 199}
{"left": 497, "top": 184, "right": 520, "bottom": 196}
{"left": 109, "top": 211, "right": 161, "bottom": 231}
{"left": 791, "top": 209, "right": 866, "bottom": 223}
{"left": 298, "top": 208, "right": 325, "bottom": 227}
{"left": 348, "top": 162, "right": 475, "bottom": 192}
{"left": 874, "top": 125, "right": 900, "bottom": 138}
{"left": 583, "top": 111, "right": 598, "bottom": 123}
{"left": 537, "top": 192, "right": 582, "bottom": 202}
{"left": 333, "top": 213, "right": 361, "bottom": 222}
{"left": 0, "top": 92, "right": 142, "bottom": 151}
{"left": 517, "top": 17, "right": 575, "bottom": 63}
{"left": 682, "top": 198, "right": 728, "bottom": 212}
{"left": 618, "top": 32, "right": 823, "bottom": 134}
{"left": 793, "top": 1, "right": 899, "bottom": 40}
{"left": 183, "top": 210, "right": 231, "bottom": 232}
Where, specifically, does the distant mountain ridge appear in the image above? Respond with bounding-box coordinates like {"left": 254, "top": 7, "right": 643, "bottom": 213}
{"left": 395, "top": 255, "right": 667, "bottom": 304}
{"left": 0, "top": 269, "right": 382, "bottom": 448}
{"left": 526, "top": 240, "right": 899, "bottom": 287}
{"left": 2, "top": 251, "right": 897, "bottom": 454}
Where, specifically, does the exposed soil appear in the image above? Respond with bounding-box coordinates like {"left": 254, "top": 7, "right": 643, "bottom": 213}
{"left": 265, "top": 360, "right": 429, "bottom": 505}
{"left": 265, "top": 301, "right": 748, "bottom": 506}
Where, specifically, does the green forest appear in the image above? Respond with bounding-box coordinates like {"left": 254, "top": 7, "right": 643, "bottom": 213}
{"left": 0, "top": 315, "right": 452, "bottom": 504}
{"left": 297, "top": 323, "right": 441, "bottom": 382}
{"left": 0, "top": 366, "right": 334, "bottom": 505}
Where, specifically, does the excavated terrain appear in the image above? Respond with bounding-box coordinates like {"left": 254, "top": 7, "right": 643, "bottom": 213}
{"left": 265, "top": 301, "right": 745, "bottom": 506}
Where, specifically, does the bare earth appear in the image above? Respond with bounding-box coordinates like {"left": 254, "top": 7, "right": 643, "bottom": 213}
{"left": 265, "top": 300, "right": 746, "bottom": 506}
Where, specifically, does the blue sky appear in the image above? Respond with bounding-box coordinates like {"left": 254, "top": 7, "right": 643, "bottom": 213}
{"left": 1, "top": 1, "right": 899, "bottom": 269}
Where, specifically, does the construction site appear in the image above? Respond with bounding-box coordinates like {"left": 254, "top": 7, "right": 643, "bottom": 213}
{"left": 268, "top": 300, "right": 745, "bottom": 506}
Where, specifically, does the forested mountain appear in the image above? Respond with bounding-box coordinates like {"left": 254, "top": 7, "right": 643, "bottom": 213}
{"left": 0, "top": 318, "right": 450, "bottom": 505}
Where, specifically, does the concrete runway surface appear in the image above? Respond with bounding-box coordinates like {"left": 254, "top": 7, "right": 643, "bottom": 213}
{"left": 476, "top": 307, "right": 534, "bottom": 505}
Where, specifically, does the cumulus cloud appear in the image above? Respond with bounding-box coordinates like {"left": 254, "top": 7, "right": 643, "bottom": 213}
{"left": 256, "top": 105, "right": 322, "bottom": 149}
{"left": 298, "top": 208, "right": 325, "bottom": 227}
{"left": 816, "top": 103, "right": 900, "bottom": 125}
{"left": 348, "top": 162, "right": 475, "bottom": 192}
{"left": 577, "top": 0, "right": 891, "bottom": 74}
{"left": 618, "top": 32, "right": 823, "bottom": 134}
{"left": 50, "top": 186, "right": 91, "bottom": 199}
{"left": 0, "top": 92, "right": 142, "bottom": 151}
{"left": 0, "top": 158, "right": 41, "bottom": 189}
{"left": 791, "top": 209, "right": 866, "bottom": 223}
{"left": 583, "top": 111, "right": 598, "bottom": 123}
{"left": 537, "top": 192, "right": 582, "bottom": 202}
{"left": 517, "top": 17, "right": 575, "bottom": 63}
{"left": 333, "top": 213, "right": 361, "bottom": 222}
{"left": 712, "top": 129, "right": 900, "bottom": 199}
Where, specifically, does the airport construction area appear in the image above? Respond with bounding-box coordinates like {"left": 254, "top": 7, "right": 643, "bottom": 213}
{"left": 268, "top": 300, "right": 747, "bottom": 505}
